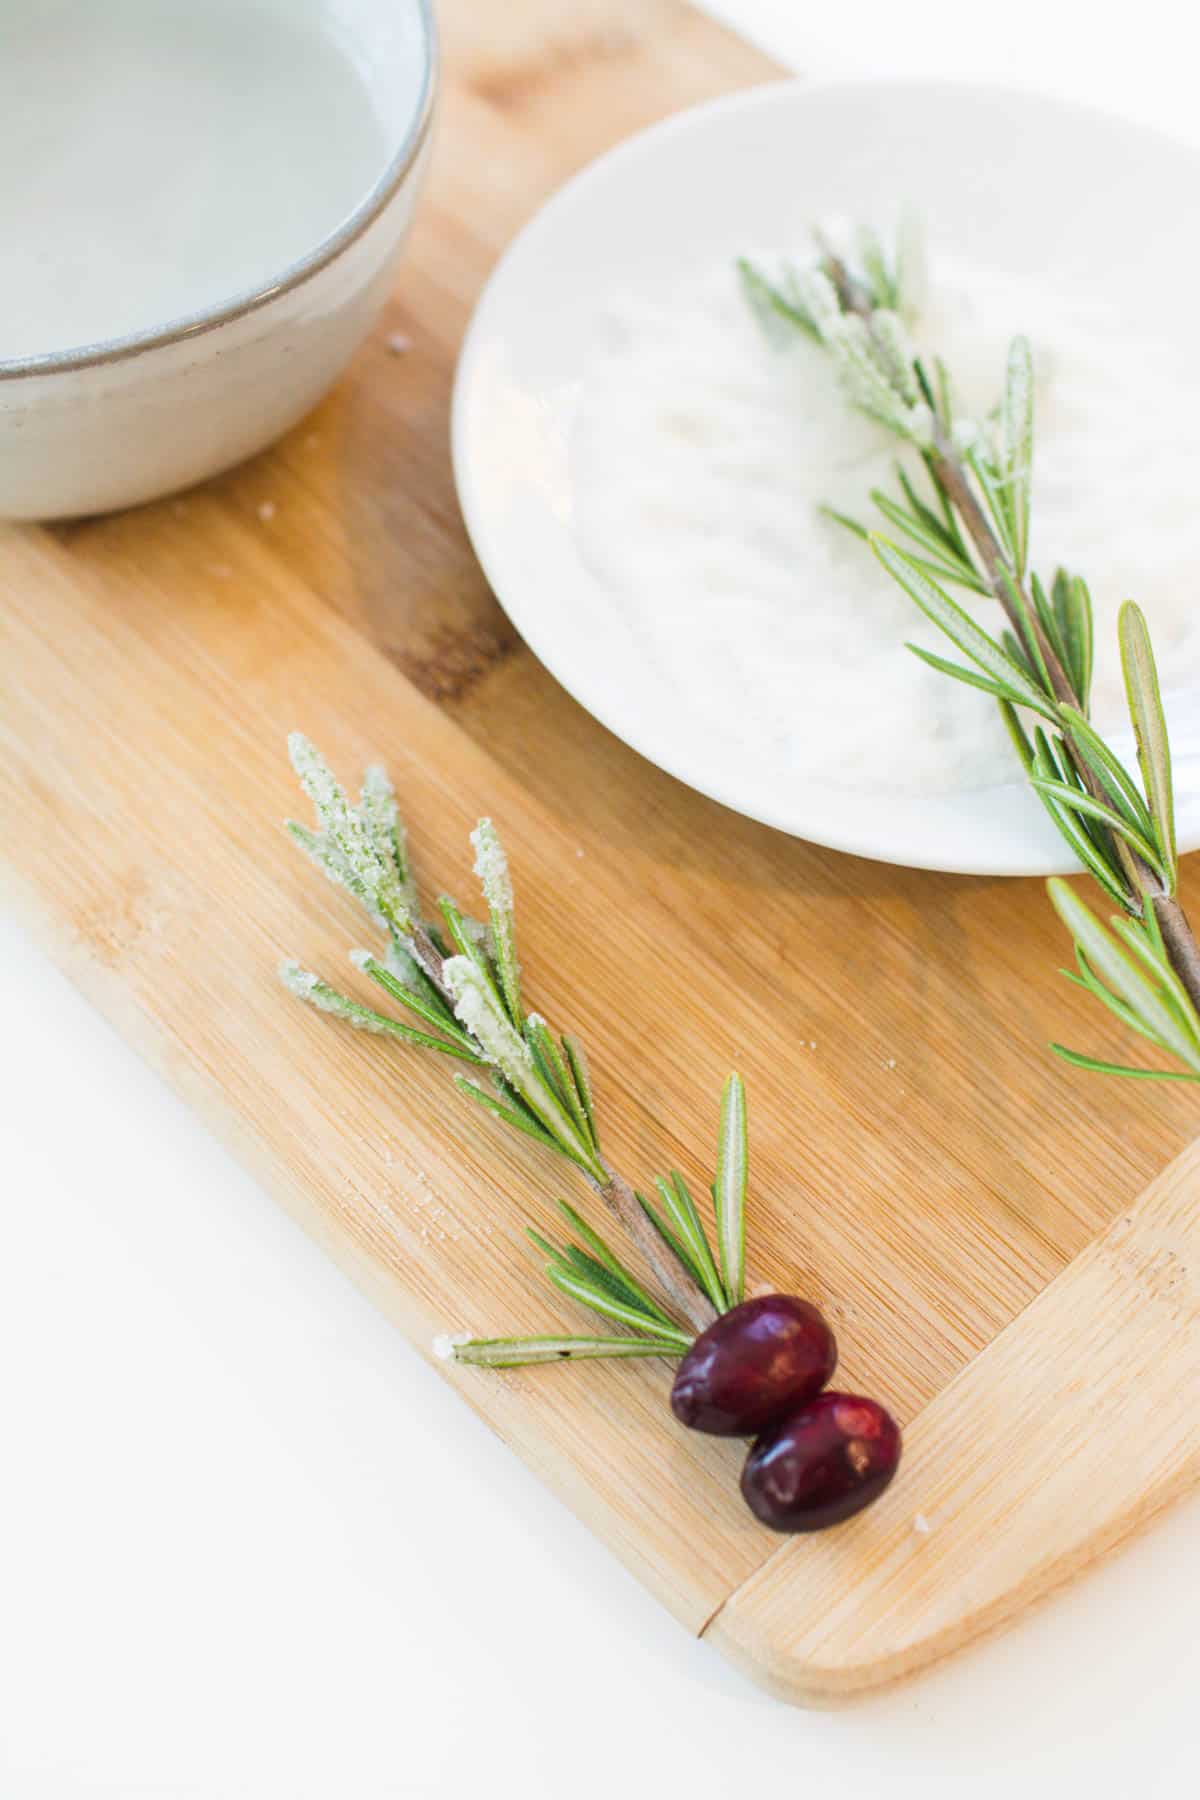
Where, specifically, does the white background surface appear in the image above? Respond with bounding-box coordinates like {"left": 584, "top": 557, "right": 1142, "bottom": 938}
{"left": 4, "top": 5, "right": 1199, "bottom": 1795}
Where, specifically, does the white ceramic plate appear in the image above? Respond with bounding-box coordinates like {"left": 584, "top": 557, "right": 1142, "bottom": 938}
{"left": 452, "top": 79, "right": 1200, "bottom": 875}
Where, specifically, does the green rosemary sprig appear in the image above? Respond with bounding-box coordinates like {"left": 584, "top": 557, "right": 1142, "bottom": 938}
{"left": 281, "top": 735, "right": 751, "bottom": 1365}
{"left": 739, "top": 229, "right": 1200, "bottom": 1083}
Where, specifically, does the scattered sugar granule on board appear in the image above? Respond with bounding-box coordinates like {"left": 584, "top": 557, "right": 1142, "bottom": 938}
{"left": 387, "top": 332, "right": 412, "bottom": 356}
{"left": 432, "top": 1332, "right": 469, "bottom": 1362}
{"left": 257, "top": 500, "right": 277, "bottom": 523}
{"left": 885, "top": 1057, "right": 897, "bottom": 1069}
{"left": 912, "top": 1512, "right": 932, "bottom": 1536}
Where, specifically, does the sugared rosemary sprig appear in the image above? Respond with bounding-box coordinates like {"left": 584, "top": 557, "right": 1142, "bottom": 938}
{"left": 280, "top": 735, "right": 753, "bottom": 1365}
{"left": 740, "top": 230, "right": 1200, "bottom": 1084}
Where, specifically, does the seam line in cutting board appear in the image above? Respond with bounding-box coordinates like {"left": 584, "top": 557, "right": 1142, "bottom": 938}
{"left": 692, "top": 1202, "right": 1117, "bottom": 1646}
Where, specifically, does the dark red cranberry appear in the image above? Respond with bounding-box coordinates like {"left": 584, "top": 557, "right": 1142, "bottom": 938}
{"left": 741, "top": 1391, "right": 901, "bottom": 1532}
{"left": 670, "top": 1294, "right": 836, "bottom": 1437}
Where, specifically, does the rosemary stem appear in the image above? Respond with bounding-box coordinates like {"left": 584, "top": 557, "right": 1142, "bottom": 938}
{"left": 409, "top": 920, "right": 455, "bottom": 1002}
{"left": 936, "top": 440, "right": 1200, "bottom": 1010}
{"left": 926, "top": 435, "right": 1075, "bottom": 704}
{"left": 592, "top": 1167, "right": 716, "bottom": 1332}
{"left": 817, "top": 239, "right": 874, "bottom": 318}
{"left": 407, "top": 916, "right": 714, "bottom": 1332}
{"left": 1152, "top": 894, "right": 1200, "bottom": 1016}
{"left": 926, "top": 426, "right": 1200, "bottom": 967}
{"left": 818, "top": 245, "right": 1200, "bottom": 1018}
{"left": 823, "top": 244, "right": 1077, "bottom": 702}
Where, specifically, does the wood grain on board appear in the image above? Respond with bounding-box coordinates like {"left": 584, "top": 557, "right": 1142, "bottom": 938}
{"left": 2, "top": 0, "right": 1198, "bottom": 1700}
{"left": 711, "top": 1136, "right": 1200, "bottom": 1698}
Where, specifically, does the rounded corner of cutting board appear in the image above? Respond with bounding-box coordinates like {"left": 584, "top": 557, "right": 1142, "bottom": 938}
{"left": 701, "top": 1132, "right": 1200, "bottom": 1706}
{"left": 701, "top": 1526, "right": 1061, "bottom": 1708}
{"left": 698, "top": 1504, "right": 999, "bottom": 1708}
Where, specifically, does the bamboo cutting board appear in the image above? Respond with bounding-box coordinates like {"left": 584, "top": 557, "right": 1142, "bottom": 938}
{"left": 3, "top": 0, "right": 1199, "bottom": 1702}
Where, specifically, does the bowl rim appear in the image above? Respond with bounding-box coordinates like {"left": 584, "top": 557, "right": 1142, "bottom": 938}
{"left": 0, "top": 0, "right": 437, "bottom": 383}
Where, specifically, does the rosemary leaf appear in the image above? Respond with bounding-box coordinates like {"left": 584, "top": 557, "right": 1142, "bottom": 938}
{"left": 552, "top": 1199, "right": 679, "bottom": 1331}
{"left": 491, "top": 1072, "right": 561, "bottom": 1136}
{"left": 735, "top": 257, "right": 820, "bottom": 344}
{"left": 998, "top": 699, "right": 1035, "bottom": 771}
{"left": 1029, "top": 740, "right": 1132, "bottom": 911}
{"left": 1046, "top": 882, "right": 1200, "bottom": 1073}
{"left": 384, "top": 933, "right": 448, "bottom": 1013}
{"left": 471, "top": 818, "right": 523, "bottom": 1025}
{"left": 799, "top": 270, "right": 932, "bottom": 441}
{"left": 526, "top": 1016, "right": 591, "bottom": 1145}
{"left": 869, "top": 489, "right": 981, "bottom": 587}
{"left": 906, "top": 643, "right": 1037, "bottom": 709}
{"left": 449, "top": 1334, "right": 685, "bottom": 1368}
{"left": 1110, "top": 919, "right": 1200, "bottom": 1054}
{"left": 651, "top": 1175, "right": 727, "bottom": 1316}
{"left": 545, "top": 1264, "right": 692, "bottom": 1346}
{"left": 453, "top": 1075, "right": 562, "bottom": 1153}
{"left": 1048, "top": 1045, "right": 1200, "bottom": 1082}
{"left": 714, "top": 1073, "right": 747, "bottom": 1308}
{"left": 561, "top": 1035, "right": 600, "bottom": 1153}
{"left": 896, "top": 462, "right": 973, "bottom": 569}
{"left": 857, "top": 224, "right": 898, "bottom": 310}
{"left": 1055, "top": 707, "right": 1155, "bottom": 846}
{"left": 1063, "top": 952, "right": 1155, "bottom": 1042}
{"left": 932, "top": 356, "right": 957, "bottom": 433}
{"left": 353, "top": 951, "right": 479, "bottom": 1053}
{"left": 443, "top": 957, "right": 605, "bottom": 1178}
{"left": 1054, "top": 572, "right": 1094, "bottom": 711}
{"left": 998, "top": 566, "right": 1053, "bottom": 697}
{"left": 280, "top": 963, "right": 483, "bottom": 1061}
{"left": 867, "top": 310, "right": 921, "bottom": 406}
{"left": 287, "top": 734, "right": 413, "bottom": 934}
{"left": 1041, "top": 800, "right": 1131, "bottom": 913}
{"left": 1026, "top": 777, "right": 1167, "bottom": 879}
{"left": 962, "top": 442, "right": 1018, "bottom": 567}
{"left": 360, "top": 764, "right": 419, "bottom": 921}
{"left": 871, "top": 537, "right": 1057, "bottom": 720}
{"left": 557, "top": 1245, "right": 672, "bottom": 1323}
{"left": 1119, "top": 602, "right": 1177, "bottom": 888}
{"left": 439, "top": 894, "right": 502, "bottom": 997}
{"left": 1028, "top": 572, "right": 1071, "bottom": 681}
{"left": 1002, "top": 335, "right": 1033, "bottom": 577}
{"left": 1000, "top": 627, "right": 1039, "bottom": 688}
{"left": 820, "top": 503, "right": 870, "bottom": 541}
{"left": 636, "top": 1190, "right": 710, "bottom": 1296}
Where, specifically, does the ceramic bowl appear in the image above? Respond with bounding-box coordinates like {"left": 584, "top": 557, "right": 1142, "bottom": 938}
{"left": 0, "top": 0, "right": 436, "bottom": 521}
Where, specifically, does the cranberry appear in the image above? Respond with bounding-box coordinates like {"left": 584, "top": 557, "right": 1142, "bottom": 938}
{"left": 741, "top": 1391, "right": 901, "bottom": 1532}
{"left": 670, "top": 1294, "right": 837, "bottom": 1437}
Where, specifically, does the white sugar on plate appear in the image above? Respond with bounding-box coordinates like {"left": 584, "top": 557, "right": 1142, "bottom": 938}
{"left": 570, "top": 246, "right": 1200, "bottom": 796}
